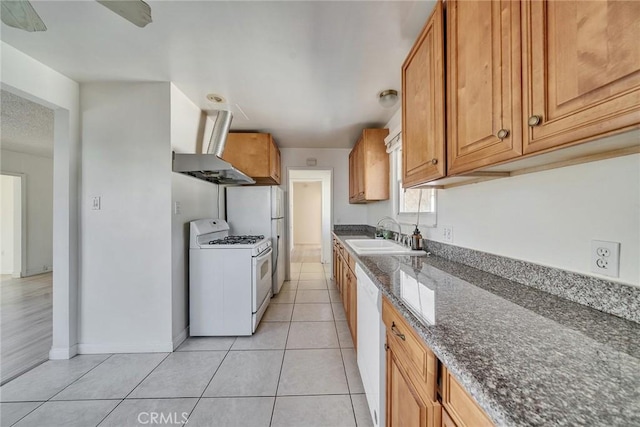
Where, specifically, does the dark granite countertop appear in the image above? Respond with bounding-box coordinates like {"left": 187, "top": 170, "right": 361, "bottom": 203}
{"left": 333, "top": 231, "right": 640, "bottom": 427}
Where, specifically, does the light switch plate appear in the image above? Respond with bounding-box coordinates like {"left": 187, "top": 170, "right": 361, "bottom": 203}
{"left": 91, "top": 196, "right": 101, "bottom": 210}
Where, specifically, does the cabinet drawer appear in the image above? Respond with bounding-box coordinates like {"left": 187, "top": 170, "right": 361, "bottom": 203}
{"left": 382, "top": 297, "right": 438, "bottom": 401}
{"left": 442, "top": 368, "right": 493, "bottom": 427}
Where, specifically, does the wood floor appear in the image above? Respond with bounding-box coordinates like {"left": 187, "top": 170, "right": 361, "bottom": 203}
{"left": 0, "top": 273, "right": 52, "bottom": 385}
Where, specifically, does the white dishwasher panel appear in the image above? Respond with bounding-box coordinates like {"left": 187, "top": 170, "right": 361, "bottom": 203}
{"left": 356, "top": 264, "right": 386, "bottom": 427}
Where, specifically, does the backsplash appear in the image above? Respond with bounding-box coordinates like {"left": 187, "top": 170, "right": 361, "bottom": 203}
{"left": 332, "top": 225, "right": 639, "bottom": 323}
{"left": 425, "top": 239, "right": 640, "bottom": 324}
{"left": 333, "top": 224, "right": 376, "bottom": 234}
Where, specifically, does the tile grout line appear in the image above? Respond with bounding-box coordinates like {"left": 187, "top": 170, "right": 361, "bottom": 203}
{"left": 8, "top": 353, "right": 116, "bottom": 427}
{"left": 179, "top": 336, "right": 237, "bottom": 427}
{"left": 95, "top": 351, "right": 172, "bottom": 426}
{"left": 331, "top": 276, "right": 360, "bottom": 426}
{"left": 269, "top": 279, "right": 297, "bottom": 427}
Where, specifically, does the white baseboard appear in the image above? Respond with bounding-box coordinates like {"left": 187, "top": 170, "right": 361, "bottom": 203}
{"left": 24, "top": 268, "right": 53, "bottom": 277}
{"left": 77, "top": 341, "right": 174, "bottom": 354}
{"left": 172, "top": 327, "right": 189, "bottom": 350}
{"left": 49, "top": 344, "right": 78, "bottom": 360}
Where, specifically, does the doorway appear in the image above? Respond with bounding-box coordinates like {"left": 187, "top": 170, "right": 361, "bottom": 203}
{"left": 1, "top": 90, "right": 55, "bottom": 383}
{"left": 291, "top": 181, "right": 323, "bottom": 262}
{"left": 287, "top": 169, "right": 332, "bottom": 280}
{"left": 1, "top": 174, "right": 24, "bottom": 278}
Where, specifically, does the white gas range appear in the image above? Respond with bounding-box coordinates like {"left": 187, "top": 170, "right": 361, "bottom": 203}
{"left": 189, "top": 219, "right": 272, "bottom": 336}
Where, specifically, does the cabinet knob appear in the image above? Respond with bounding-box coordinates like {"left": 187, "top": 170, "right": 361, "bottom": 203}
{"left": 528, "top": 115, "right": 542, "bottom": 126}
{"left": 496, "top": 129, "right": 510, "bottom": 140}
{"left": 431, "top": 158, "right": 438, "bottom": 165}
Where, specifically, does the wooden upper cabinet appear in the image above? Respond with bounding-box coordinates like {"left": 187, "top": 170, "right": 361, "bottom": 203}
{"left": 522, "top": 0, "right": 640, "bottom": 154}
{"left": 402, "top": 1, "right": 445, "bottom": 187}
{"left": 348, "top": 129, "right": 390, "bottom": 203}
{"left": 223, "top": 133, "right": 281, "bottom": 185}
{"left": 269, "top": 140, "right": 281, "bottom": 184}
{"left": 446, "top": 0, "right": 523, "bottom": 175}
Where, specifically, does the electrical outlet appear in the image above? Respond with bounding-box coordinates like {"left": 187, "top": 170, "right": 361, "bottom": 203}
{"left": 443, "top": 226, "right": 453, "bottom": 243}
{"left": 92, "top": 196, "right": 101, "bottom": 210}
{"left": 591, "top": 240, "right": 620, "bottom": 278}
{"left": 174, "top": 201, "right": 181, "bottom": 215}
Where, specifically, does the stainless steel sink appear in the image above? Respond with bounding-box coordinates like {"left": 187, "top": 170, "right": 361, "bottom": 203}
{"left": 345, "top": 239, "right": 426, "bottom": 256}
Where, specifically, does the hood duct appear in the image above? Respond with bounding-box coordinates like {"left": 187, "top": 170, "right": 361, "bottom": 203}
{"left": 207, "top": 109, "right": 233, "bottom": 157}
{"left": 172, "top": 110, "right": 255, "bottom": 185}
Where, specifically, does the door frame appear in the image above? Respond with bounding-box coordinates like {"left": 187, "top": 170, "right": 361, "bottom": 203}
{"left": 286, "top": 168, "right": 333, "bottom": 278}
{"left": 0, "top": 172, "right": 26, "bottom": 278}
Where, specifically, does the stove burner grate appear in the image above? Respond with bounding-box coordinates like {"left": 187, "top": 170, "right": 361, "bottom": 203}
{"left": 208, "top": 235, "right": 265, "bottom": 245}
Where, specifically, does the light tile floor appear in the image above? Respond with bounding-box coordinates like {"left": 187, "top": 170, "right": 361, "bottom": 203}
{"left": 0, "top": 262, "right": 373, "bottom": 427}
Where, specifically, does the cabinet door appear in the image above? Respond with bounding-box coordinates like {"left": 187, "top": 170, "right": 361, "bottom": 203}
{"left": 342, "top": 260, "right": 349, "bottom": 311}
{"left": 348, "top": 269, "right": 357, "bottom": 348}
{"left": 223, "top": 133, "right": 270, "bottom": 177}
{"left": 355, "top": 139, "right": 365, "bottom": 200}
{"left": 337, "top": 253, "right": 343, "bottom": 294}
{"left": 348, "top": 151, "right": 356, "bottom": 202}
{"left": 333, "top": 243, "right": 339, "bottom": 280}
{"left": 269, "top": 139, "right": 281, "bottom": 184}
{"left": 402, "top": 1, "right": 445, "bottom": 187}
{"left": 447, "top": 0, "right": 522, "bottom": 174}
{"left": 387, "top": 348, "right": 440, "bottom": 427}
{"left": 442, "top": 409, "right": 458, "bottom": 427}
{"left": 522, "top": 0, "right": 640, "bottom": 154}
{"left": 362, "top": 129, "right": 390, "bottom": 201}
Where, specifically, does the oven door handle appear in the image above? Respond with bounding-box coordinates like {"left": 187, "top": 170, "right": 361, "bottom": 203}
{"left": 256, "top": 247, "right": 273, "bottom": 262}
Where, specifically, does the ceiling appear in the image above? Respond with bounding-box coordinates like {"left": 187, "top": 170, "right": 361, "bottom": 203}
{"left": 0, "top": 0, "right": 435, "bottom": 149}
{"left": 0, "top": 89, "right": 54, "bottom": 158}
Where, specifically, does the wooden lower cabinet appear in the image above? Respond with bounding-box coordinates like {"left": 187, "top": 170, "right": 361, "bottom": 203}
{"left": 387, "top": 341, "right": 441, "bottom": 427}
{"left": 442, "top": 409, "right": 457, "bottom": 427}
{"left": 333, "top": 236, "right": 357, "bottom": 350}
{"left": 347, "top": 267, "right": 357, "bottom": 346}
{"left": 383, "top": 297, "right": 493, "bottom": 427}
{"left": 441, "top": 367, "right": 493, "bottom": 427}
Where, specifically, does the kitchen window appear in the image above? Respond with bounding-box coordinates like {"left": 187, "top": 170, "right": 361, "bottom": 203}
{"left": 387, "top": 135, "right": 437, "bottom": 229}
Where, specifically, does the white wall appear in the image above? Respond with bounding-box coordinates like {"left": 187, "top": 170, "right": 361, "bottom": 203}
{"left": 170, "top": 84, "right": 218, "bottom": 346}
{"left": 281, "top": 148, "right": 366, "bottom": 224}
{"left": 292, "top": 181, "right": 322, "bottom": 245}
{"left": 79, "top": 82, "right": 173, "bottom": 353}
{"left": 429, "top": 154, "right": 640, "bottom": 286}
{"left": 1, "top": 175, "right": 16, "bottom": 274}
{"left": 1, "top": 42, "right": 81, "bottom": 359}
{"left": 1, "top": 151, "right": 53, "bottom": 276}
{"left": 367, "top": 153, "right": 640, "bottom": 286}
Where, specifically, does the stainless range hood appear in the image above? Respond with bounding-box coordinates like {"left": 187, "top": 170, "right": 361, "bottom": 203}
{"left": 173, "top": 110, "right": 255, "bottom": 185}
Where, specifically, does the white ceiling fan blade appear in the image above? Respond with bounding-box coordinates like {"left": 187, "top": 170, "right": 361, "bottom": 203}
{"left": 96, "top": 0, "right": 152, "bottom": 28}
{"left": 1, "top": 0, "right": 47, "bottom": 32}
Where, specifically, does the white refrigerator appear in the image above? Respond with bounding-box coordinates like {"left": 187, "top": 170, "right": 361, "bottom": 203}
{"left": 226, "top": 186, "right": 285, "bottom": 294}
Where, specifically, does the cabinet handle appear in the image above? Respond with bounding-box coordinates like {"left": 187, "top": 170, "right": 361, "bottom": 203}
{"left": 391, "top": 322, "right": 406, "bottom": 341}
{"left": 528, "top": 115, "right": 542, "bottom": 126}
{"left": 496, "top": 129, "right": 510, "bottom": 140}
{"left": 431, "top": 158, "right": 438, "bottom": 165}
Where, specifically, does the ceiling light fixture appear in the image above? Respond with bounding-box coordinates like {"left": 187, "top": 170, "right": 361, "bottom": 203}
{"left": 206, "top": 93, "right": 226, "bottom": 103}
{"left": 378, "top": 89, "right": 398, "bottom": 108}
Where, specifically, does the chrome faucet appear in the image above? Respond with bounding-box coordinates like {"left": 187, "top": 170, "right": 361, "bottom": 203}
{"left": 376, "top": 216, "right": 401, "bottom": 242}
